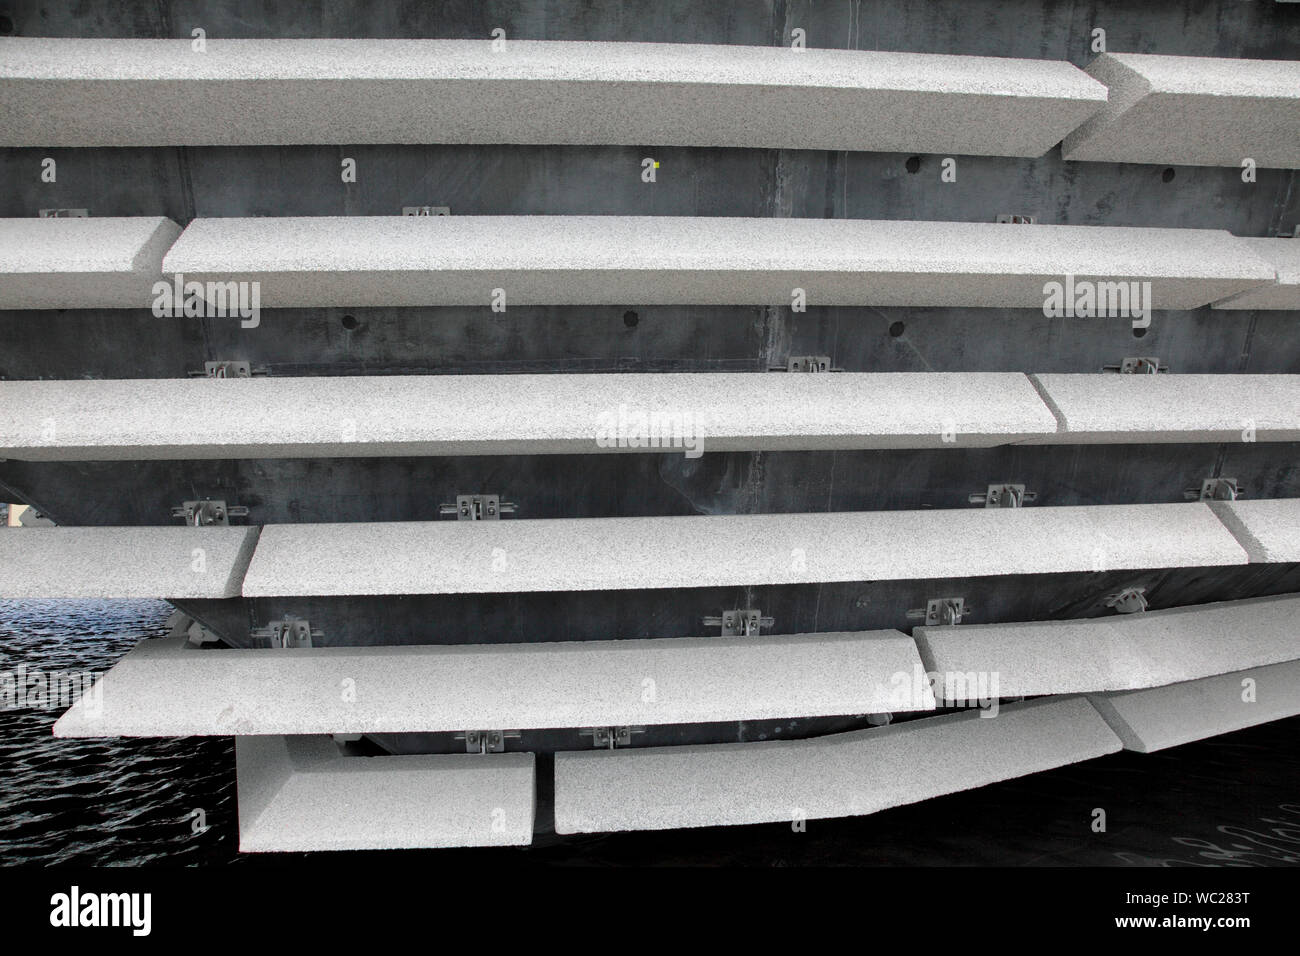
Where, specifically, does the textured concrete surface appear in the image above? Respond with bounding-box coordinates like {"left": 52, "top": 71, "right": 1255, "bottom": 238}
{"left": 0, "top": 526, "right": 258, "bottom": 599}
{"left": 241, "top": 504, "right": 1247, "bottom": 597}
{"left": 554, "top": 696, "right": 1120, "bottom": 833}
{"left": 1090, "top": 659, "right": 1300, "bottom": 753}
{"left": 161, "top": 216, "right": 1274, "bottom": 310}
{"left": 1213, "top": 238, "right": 1300, "bottom": 310}
{"left": 1028, "top": 374, "right": 1300, "bottom": 443}
{"left": 236, "top": 736, "right": 533, "bottom": 850}
{"left": 0, "top": 217, "right": 181, "bottom": 309}
{"left": 53, "top": 630, "right": 934, "bottom": 738}
{"left": 916, "top": 593, "right": 1300, "bottom": 698}
{"left": 1208, "top": 498, "right": 1300, "bottom": 563}
{"left": 0, "top": 38, "right": 1105, "bottom": 155}
{"left": 0, "top": 373, "right": 1058, "bottom": 461}
{"left": 1063, "top": 53, "right": 1300, "bottom": 168}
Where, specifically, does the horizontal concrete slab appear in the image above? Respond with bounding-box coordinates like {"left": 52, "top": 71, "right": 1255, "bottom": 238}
{"left": 916, "top": 593, "right": 1300, "bottom": 699}
{"left": 0, "top": 526, "right": 258, "bottom": 599}
{"left": 554, "top": 696, "right": 1120, "bottom": 833}
{"left": 0, "top": 372, "right": 1059, "bottom": 461}
{"left": 1027, "top": 374, "right": 1300, "bottom": 443}
{"left": 1063, "top": 53, "right": 1300, "bottom": 168}
{"left": 0, "top": 37, "right": 1105, "bottom": 155}
{"left": 241, "top": 503, "right": 1248, "bottom": 597}
{"left": 54, "top": 629, "right": 934, "bottom": 738}
{"left": 1212, "top": 238, "right": 1300, "bottom": 310}
{"left": 160, "top": 216, "right": 1274, "bottom": 310}
{"left": 237, "top": 736, "right": 533, "bottom": 850}
{"left": 1208, "top": 498, "right": 1300, "bottom": 563}
{"left": 1089, "top": 659, "right": 1300, "bottom": 753}
{"left": 0, "top": 216, "right": 181, "bottom": 310}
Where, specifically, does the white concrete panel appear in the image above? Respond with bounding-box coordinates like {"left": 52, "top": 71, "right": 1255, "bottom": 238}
{"left": 53, "top": 630, "right": 934, "bottom": 738}
{"left": 0, "top": 216, "right": 181, "bottom": 309}
{"left": 1063, "top": 53, "right": 1300, "bottom": 168}
{"left": 240, "top": 504, "right": 1248, "bottom": 597}
{"left": 236, "top": 736, "right": 534, "bottom": 850}
{"left": 0, "top": 526, "right": 258, "bottom": 599}
{"left": 1213, "top": 238, "right": 1300, "bottom": 309}
{"left": 1208, "top": 498, "right": 1300, "bottom": 563}
{"left": 916, "top": 593, "right": 1300, "bottom": 698}
{"left": 1090, "top": 659, "right": 1300, "bottom": 753}
{"left": 1028, "top": 374, "right": 1300, "bottom": 443}
{"left": 0, "top": 372, "right": 1059, "bottom": 461}
{"left": 0, "top": 38, "right": 1105, "bottom": 155}
{"left": 160, "top": 216, "right": 1274, "bottom": 310}
{"left": 554, "top": 696, "right": 1121, "bottom": 833}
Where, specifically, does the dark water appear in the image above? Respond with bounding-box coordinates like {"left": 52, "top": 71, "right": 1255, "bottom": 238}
{"left": 1, "top": 599, "right": 1297, "bottom": 867}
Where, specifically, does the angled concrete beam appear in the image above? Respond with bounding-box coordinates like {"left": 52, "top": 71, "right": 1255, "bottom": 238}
{"left": 160, "top": 216, "right": 1274, "bottom": 310}
{"left": 54, "top": 630, "right": 934, "bottom": 738}
{"left": 0, "top": 372, "right": 1058, "bottom": 461}
{"left": 236, "top": 736, "right": 534, "bottom": 850}
{"left": 0, "top": 216, "right": 181, "bottom": 310}
{"left": 916, "top": 593, "right": 1300, "bottom": 699}
{"left": 0, "top": 37, "right": 1105, "bottom": 155}
{"left": 1212, "top": 238, "right": 1300, "bottom": 310}
{"left": 554, "top": 696, "right": 1120, "bottom": 833}
{"left": 1027, "top": 374, "right": 1300, "bottom": 443}
{"left": 240, "top": 503, "right": 1247, "bottom": 597}
{"left": 0, "top": 526, "right": 258, "bottom": 599}
{"left": 1090, "top": 659, "right": 1300, "bottom": 753}
{"left": 1062, "top": 53, "right": 1300, "bottom": 168}
{"left": 1208, "top": 498, "right": 1300, "bottom": 563}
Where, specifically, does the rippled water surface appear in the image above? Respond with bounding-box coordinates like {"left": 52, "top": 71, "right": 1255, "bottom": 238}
{"left": 1, "top": 600, "right": 1297, "bottom": 866}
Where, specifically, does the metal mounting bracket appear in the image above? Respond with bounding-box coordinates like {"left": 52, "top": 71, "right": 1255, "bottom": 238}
{"left": 39, "top": 208, "right": 88, "bottom": 218}
{"left": 1184, "top": 478, "right": 1240, "bottom": 502}
{"left": 1105, "top": 587, "right": 1149, "bottom": 615}
{"left": 402, "top": 206, "right": 450, "bottom": 216}
{"left": 1102, "top": 356, "right": 1167, "bottom": 374}
{"left": 703, "top": 608, "right": 773, "bottom": 636}
{"left": 455, "top": 730, "right": 521, "bottom": 754}
{"left": 769, "top": 355, "right": 842, "bottom": 373}
{"left": 580, "top": 726, "right": 645, "bottom": 750}
{"left": 439, "top": 494, "right": 517, "bottom": 521}
{"left": 968, "top": 484, "right": 1037, "bottom": 508}
{"left": 171, "top": 499, "right": 249, "bottom": 526}
{"left": 996, "top": 214, "right": 1036, "bottom": 224}
{"left": 251, "top": 617, "right": 320, "bottom": 649}
{"left": 192, "top": 361, "right": 270, "bottom": 379}
{"left": 907, "top": 597, "right": 967, "bottom": 626}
